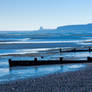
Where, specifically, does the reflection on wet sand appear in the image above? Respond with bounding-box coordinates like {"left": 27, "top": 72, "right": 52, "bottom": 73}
{"left": 0, "top": 64, "right": 86, "bottom": 82}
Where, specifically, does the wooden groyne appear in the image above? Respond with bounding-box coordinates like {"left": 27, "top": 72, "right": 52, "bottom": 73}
{"left": 8, "top": 57, "right": 92, "bottom": 67}
{"left": 59, "top": 47, "right": 92, "bottom": 53}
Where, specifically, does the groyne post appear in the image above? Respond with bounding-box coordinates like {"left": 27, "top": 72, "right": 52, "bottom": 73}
{"left": 87, "top": 57, "right": 92, "bottom": 61}
{"left": 59, "top": 48, "right": 62, "bottom": 53}
{"left": 41, "top": 56, "right": 44, "bottom": 59}
{"left": 8, "top": 59, "right": 12, "bottom": 67}
{"left": 88, "top": 48, "right": 91, "bottom": 52}
{"left": 60, "top": 57, "right": 63, "bottom": 61}
{"left": 73, "top": 48, "right": 76, "bottom": 52}
{"left": 34, "top": 58, "right": 37, "bottom": 62}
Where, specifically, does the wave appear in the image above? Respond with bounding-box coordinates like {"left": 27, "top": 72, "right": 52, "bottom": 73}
{"left": 0, "top": 40, "right": 82, "bottom": 44}
{"left": 0, "top": 38, "right": 30, "bottom": 42}
{"left": 21, "top": 38, "right": 30, "bottom": 41}
{"left": 1, "top": 38, "right": 92, "bottom": 44}
{"left": 0, "top": 48, "right": 55, "bottom": 56}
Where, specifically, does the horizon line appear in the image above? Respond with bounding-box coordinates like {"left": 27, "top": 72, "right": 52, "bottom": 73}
{"left": 0, "top": 23, "right": 91, "bottom": 31}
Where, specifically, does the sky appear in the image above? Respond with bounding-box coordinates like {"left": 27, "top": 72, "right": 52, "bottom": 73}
{"left": 0, "top": 0, "right": 92, "bottom": 31}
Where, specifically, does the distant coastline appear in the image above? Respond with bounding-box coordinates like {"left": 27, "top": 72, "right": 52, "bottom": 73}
{"left": 0, "top": 23, "right": 92, "bottom": 32}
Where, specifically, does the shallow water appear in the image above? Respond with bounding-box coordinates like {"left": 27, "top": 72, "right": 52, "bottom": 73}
{"left": 0, "top": 51, "right": 92, "bottom": 82}
{"left": 0, "top": 31, "right": 92, "bottom": 82}
{"left": 0, "top": 64, "right": 86, "bottom": 83}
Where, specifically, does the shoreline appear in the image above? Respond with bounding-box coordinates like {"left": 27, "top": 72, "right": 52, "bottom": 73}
{"left": 0, "top": 63, "right": 92, "bottom": 92}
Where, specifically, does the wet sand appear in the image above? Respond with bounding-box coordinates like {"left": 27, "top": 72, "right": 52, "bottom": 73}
{"left": 0, "top": 63, "right": 92, "bottom": 92}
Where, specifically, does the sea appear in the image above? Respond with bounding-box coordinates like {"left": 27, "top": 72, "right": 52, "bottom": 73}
{"left": 0, "top": 30, "right": 92, "bottom": 83}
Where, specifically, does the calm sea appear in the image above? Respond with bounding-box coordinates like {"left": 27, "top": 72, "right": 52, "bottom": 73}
{"left": 0, "top": 31, "right": 92, "bottom": 83}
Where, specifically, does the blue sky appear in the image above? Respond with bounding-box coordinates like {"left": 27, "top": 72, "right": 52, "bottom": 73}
{"left": 0, "top": 0, "right": 92, "bottom": 31}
